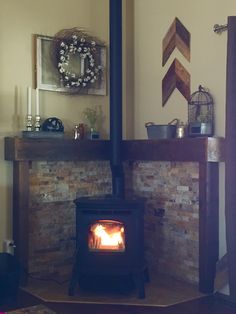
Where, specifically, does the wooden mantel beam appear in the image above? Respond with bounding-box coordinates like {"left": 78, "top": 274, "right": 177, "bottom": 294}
{"left": 4, "top": 137, "right": 225, "bottom": 162}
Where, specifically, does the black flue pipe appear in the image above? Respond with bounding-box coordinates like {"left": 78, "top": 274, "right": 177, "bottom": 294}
{"left": 109, "top": 0, "right": 124, "bottom": 198}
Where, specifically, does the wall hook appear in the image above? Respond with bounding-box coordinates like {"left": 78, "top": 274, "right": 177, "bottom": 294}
{"left": 213, "top": 24, "right": 228, "bottom": 34}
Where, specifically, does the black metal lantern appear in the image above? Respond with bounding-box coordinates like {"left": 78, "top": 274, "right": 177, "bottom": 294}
{"left": 188, "top": 85, "right": 214, "bottom": 137}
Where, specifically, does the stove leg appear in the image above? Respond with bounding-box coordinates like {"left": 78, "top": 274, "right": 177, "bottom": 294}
{"left": 144, "top": 267, "right": 150, "bottom": 283}
{"left": 68, "top": 275, "right": 77, "bottom": 296}
{"left": 134, "top": 271, "right": 145, "bottom": 299}
{"left": 68, "top": 254, "right": 79, "bottom": 296}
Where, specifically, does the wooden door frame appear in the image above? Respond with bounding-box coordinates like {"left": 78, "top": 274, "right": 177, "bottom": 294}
{"left": 225, "top": 16, "right": 236, "bottom": 300}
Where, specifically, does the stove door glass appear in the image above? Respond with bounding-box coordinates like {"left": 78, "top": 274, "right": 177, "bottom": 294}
{"left": 88, "top": 220, "right": 125, "bottom": 252}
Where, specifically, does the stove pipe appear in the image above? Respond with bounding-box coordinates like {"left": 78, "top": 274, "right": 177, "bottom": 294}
{"left": 109, "top": 0, "right": 125, "bottom": 198}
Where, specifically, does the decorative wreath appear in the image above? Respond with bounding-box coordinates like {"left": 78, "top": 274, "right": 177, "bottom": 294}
{"left": 57, "top": 34, "right": 102, "bottom": 89}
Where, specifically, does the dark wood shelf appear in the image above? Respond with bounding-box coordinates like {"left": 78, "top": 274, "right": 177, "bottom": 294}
{"left": 122, "top": 137, "right": 225, "bottom": 162}
{"left": 4, "top": 137, "right": 110, "bottom": 161}
{"left": 4, "top": 136, "right": 225, "bottom": 162}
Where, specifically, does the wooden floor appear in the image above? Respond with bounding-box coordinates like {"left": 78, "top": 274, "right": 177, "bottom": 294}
{"left": 1, "top": 290, "right": 236, "bottom": 314}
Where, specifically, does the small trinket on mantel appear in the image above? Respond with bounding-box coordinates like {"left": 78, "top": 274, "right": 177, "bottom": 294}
{"left": 74, "top": 123, "right": 85, "bottom": 140}
{"left": 176, "top": 121, "right": 186, "bottom": 138}
{"left": 83, "top": 106, "right": 101, "bottom": 140}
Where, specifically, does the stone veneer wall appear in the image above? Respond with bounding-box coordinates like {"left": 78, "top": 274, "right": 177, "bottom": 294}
{"left": 126, "top": 161, "right": 199, "bottom": 283}
{"left": 29, "top": 161, "right": 112, "bottom": 277}
{"left": 28, "top": 160, "right": 199, "bottom": 284}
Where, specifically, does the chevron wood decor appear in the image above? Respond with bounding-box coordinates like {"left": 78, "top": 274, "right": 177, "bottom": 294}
{"left": 162, "top": 58, "right": 190, "bottom": 106}
{"left": 162, "top": 17, "right": 190, "bottom": 66}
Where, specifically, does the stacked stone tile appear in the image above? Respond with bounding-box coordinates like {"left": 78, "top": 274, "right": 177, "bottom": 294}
{"left": 28, "top": 160, "right": 199, "bottom": 284}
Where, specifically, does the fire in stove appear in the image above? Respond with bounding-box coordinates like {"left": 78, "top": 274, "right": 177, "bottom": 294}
{"left": 89, "top": 220, "right": 125, "bottom": 252}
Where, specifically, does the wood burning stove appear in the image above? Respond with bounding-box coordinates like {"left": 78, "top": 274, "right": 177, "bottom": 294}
{"left": 68, "top": 196, "right": 147, "bottom": 298}
{"left": 68, "top": 0, "right": 148, "bottom": 299}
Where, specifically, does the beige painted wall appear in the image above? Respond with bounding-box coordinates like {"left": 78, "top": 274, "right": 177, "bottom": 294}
{"left": 0, "top": 0, "right": 109, "bottom": 249}
{"left": 133, "top": 0, "right": 236, "bottom": 257}
{"left": 134, "top": 0, "right": 232, "bottom": 137}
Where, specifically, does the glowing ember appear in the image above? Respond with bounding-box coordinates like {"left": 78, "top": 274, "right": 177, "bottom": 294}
{"left": 89, "top": 220, "right": 125, "bottom": 251}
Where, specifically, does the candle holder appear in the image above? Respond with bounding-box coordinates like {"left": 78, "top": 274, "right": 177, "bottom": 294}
{"left": 34, "top": 115, "right": 41, "bottom": 131}
{"left": 26, "top": 114, "right": 33, "bottom": 131}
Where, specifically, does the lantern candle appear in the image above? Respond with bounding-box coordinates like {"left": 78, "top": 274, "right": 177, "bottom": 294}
{"left": 35, "top": 88, "right": 39, "bottom": 116}
{"left": 27, "top": 86, "right": 32, "bottom": 115}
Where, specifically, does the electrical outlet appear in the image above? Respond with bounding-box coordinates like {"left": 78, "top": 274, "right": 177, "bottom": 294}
{"left": 3, "top": 239, "right": 16, "bottom": 254}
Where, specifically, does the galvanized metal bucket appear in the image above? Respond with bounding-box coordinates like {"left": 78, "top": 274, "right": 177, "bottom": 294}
{"left": 145, "top": 119, "right": 178, "bottom": 139}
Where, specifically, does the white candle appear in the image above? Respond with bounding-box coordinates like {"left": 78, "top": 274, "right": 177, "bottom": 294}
{"left": 27, "top": 86, "right": 31, "bottom": 115}
{"left": 35, "top": 88, "right": 39, "bottom": 116}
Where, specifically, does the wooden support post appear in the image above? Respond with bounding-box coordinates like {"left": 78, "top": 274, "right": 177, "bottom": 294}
{"left": 199, "top": 162, "right": 219, "bottom": 293}
{"left": 225, "top": 15, "right": 236, "bottom": 301}
{"left": 13, "top": 161, "right": 30, "bottom": 285}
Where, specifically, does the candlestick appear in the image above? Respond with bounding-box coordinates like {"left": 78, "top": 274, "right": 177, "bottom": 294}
{"left": 27, "top": 86, "right": 31, "bottom": 115}
{"left": 35, "top": 88, "right": 39, "bottom": 116}
{"left": 26, "top": 114, "right": 33, "bottom": 131}
{"left": 34, "top": 115, "right": 41, "bottom": 131}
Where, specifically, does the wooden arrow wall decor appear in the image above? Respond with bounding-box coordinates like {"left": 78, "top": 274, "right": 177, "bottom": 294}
{"left": 162, "top": 17, "right": 191, "bottom": 105}
{"left": 162, "top": 58, "right": 190, "bottom": 106}
{"left": 162, "top": 17, "right": 191, "bottom": 66}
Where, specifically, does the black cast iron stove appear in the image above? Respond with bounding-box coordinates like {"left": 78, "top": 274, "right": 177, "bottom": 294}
{"left": 68, "top": 196, "right": 147, "bottom": 298}
{"left": 68, "top": 0, "right": 147, "bottom": 298}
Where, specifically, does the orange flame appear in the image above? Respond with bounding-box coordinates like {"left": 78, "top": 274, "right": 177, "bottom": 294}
{"left": 89, "top": 220, "right": 125, "bottom": 251}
